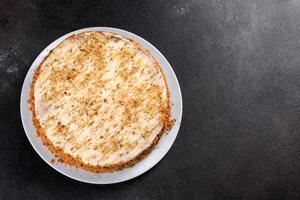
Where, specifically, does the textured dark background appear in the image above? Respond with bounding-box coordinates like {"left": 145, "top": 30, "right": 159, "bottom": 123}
{"left": 0, "top": 0, "right": 300, "bottom": 199}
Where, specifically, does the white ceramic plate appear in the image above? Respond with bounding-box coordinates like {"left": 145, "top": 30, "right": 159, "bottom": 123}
{"left": 20, "top": 27, "right": 182, "bottom": 184}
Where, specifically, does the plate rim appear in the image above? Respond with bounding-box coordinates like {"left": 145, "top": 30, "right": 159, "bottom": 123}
{"left": 20, "top": 27, "right": 183, "bottom": 184}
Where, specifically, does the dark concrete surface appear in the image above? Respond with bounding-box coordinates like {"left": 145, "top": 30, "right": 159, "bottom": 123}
{"left": 0, "top": 0, "right": 299, "bottom": 199}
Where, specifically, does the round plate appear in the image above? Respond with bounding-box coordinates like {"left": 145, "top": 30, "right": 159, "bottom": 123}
{"left": 20, "top": 27, "right": 182, "bottom": 184}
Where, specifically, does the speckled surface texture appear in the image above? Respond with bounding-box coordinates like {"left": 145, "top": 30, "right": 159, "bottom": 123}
{"left": 0, "top": 0, "right": 299, "bottom": 199}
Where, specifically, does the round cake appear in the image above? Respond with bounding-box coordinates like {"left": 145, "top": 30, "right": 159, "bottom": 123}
{"left": 29, "top": 31, "right": 173, "bottom": 173}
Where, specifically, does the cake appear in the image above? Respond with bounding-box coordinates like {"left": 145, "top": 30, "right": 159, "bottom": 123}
{"left": 29, "top": 31, "right": 173, "bottom": 173}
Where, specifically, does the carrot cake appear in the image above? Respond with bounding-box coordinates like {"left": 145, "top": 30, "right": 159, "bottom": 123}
{"left": 28, "top": 31, "right": 173, "bottom": 173}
